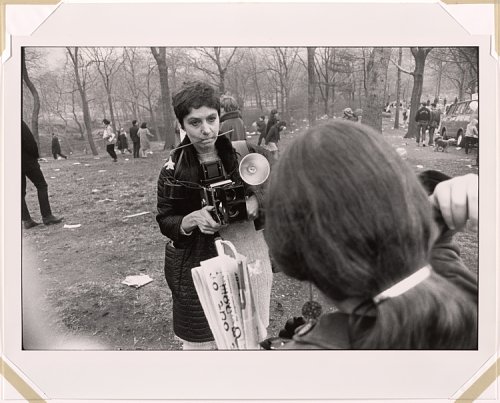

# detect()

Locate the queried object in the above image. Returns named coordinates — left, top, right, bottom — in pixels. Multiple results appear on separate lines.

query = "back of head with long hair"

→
left=265, top=120, right=477, bottom=349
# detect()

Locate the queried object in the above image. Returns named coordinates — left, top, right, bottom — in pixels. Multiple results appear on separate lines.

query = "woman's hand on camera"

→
left=429, top=173, right=478, bottom=232
left=181, top=206, right=222, bottom=235
left=246, top=195, right=259, bottom=221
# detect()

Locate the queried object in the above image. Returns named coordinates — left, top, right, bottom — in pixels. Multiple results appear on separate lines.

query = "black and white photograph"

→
left=21, top=45, right=479, bottom=351
left=2, top=1, right=497, bottom=401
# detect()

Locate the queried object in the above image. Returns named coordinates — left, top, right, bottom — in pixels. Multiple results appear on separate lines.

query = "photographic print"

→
left=2, top=1, right=497, bottom=401
left=21, top=45, right=480, bottom=352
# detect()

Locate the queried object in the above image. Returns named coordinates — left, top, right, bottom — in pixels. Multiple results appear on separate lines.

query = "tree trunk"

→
left=307, top=47, right=317, bottom=126
left=405, top=47, right=432, bottom=139
left=67, top=47, right=98, bottom=155
left=362, top=48, right=391, bottom=132
left=394, top=48, right=403, bottom=129
left=106, top=91, right=117, bottom=134
left=151, top=47, right=176, bottom=150
left=21, top=48, right=41, bottom=152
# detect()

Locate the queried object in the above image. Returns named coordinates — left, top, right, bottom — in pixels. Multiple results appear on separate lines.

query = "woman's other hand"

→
left=181, top=206, right=222, bottom=234
left=429, top=173, right=478, bottom=232
left=246, top=195, right=259, bottom=221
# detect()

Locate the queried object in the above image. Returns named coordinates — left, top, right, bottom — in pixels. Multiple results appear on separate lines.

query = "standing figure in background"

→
left=415, top=103, right=430, bottom=147
left=117, top=128, right=131, bottom=154
left=102, top=119, right=117, bottom=162
left=265, top=120, right=286, bottom=161
left=464, top=118, right=478, bottom=156
left=51, top=133, right=67, bottom=160
left=402, top=106, right=408, bottom=127
left=428, top=103, right=441, bottom=147
left=220, top=95, right=246, bottom=141
left=256, top=115, right=267, bottom=145
left=264, top=109, right=279, bottom=143
left=22, top=121, right=63, bottom=229
left=129, top=120, right=140, bottom=158
left=138, top=122, right=154, bottom=158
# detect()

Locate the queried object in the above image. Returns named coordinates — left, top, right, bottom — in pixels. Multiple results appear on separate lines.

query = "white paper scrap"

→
left=73, top=162, right=81, bottom=165
left=122, top=274, right=153, bottom=288
left=98, top=170, right=107, bottom=173
left=64, top=224, right=81, bottom=229
left=123, top=211, right=150, bottom=219
left=54, top=169, right=60, bottom=171
left=416, top=165, right=424, bottom=169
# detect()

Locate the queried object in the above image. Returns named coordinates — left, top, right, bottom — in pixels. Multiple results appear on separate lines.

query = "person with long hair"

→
left=264, top=120, right=477, bottom=349
left=138, top=122, right=154, bottom=158
left=156, top=81, right=271, bottom=350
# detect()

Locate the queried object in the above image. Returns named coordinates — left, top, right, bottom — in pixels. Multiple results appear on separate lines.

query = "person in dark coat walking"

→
left=256, top=115, right=266, bottom=144
left=260, top=109, right=279, bottom=146
left=51, top=133, right=67, bottom=160
left=415, top=102, right=431, bottom=147
left=129, top=120, right=140, bottom=158
left=265, top=121, right=286, bottom=161
left=22, top=121, right=63, bottom=229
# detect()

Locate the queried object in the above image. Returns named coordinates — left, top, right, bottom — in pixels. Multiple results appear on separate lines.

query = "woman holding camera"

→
left=156, top=81, right=270, bottom=350
left=264, top=120, right=477, bottom=349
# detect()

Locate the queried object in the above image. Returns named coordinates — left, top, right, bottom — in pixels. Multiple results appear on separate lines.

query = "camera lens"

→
left=228, top=207, right=240, bottom=219
left=224, top=189, right=236, bottom=201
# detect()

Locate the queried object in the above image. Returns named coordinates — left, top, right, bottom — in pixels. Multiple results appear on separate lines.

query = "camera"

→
left=200, top=160, right=247, bottom=225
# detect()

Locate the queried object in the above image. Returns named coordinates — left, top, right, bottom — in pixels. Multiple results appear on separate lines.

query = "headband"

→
left=373, top=265, right=432, bottom=305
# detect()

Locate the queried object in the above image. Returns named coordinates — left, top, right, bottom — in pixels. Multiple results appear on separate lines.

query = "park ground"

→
left=21, top=117, right=479, bottom=350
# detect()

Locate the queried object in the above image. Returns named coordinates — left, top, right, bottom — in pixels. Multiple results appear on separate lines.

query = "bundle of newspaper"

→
left=192, top=239, right=272, bottom=349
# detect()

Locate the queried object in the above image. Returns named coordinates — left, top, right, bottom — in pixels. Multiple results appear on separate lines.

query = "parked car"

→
left=440, top=99, right=478, bottom=147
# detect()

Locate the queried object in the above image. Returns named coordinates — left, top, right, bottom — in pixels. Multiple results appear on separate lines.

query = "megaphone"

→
left=239, top=153, right=270, bottom=186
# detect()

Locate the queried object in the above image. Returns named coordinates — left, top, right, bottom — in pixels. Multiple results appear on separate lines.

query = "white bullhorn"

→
left=239, top=153, right=270, bottom=186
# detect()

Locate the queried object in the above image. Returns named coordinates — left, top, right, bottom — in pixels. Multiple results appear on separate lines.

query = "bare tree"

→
left=87, top=48, right=124, bottom=134
left=362, top=47, right=392, bottom=132
left=151, top=47, right=176, bottom=149
left=394, top=48, right=403, bottom=129
left=21, top=48, right=41, bottom=149
left=307, top=47, right=317, bottom=126
left=191, top=47, right=240, bottom=93
left=67, top=47, right=98, bottom=155
left=263, top=48, right=301, bottom=121
left=391, top=47, right=433, bottom=138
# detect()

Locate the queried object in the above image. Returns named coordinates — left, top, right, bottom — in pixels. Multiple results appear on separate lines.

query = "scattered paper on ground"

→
left=84, top=164, right=90, bottom=166
left=73, top=162, right=81, bottom=165
left=64, top=224, right=82, bottom=229
left=97, top=198, right=117, bottom=203
left=416, top=165, right=424, bottom=169
left=98, top=170, right=107, bottom=173
left=50, top=176, right=56, bottom=179
left=54, top=169, right=60, bottom=171
left=76, top=178, right=85, bottom=181
left=91, top=189, right=100, bottom=193
left=123, top=211, right=150, bottom=219
left=122, top=274, right=153, bottom=288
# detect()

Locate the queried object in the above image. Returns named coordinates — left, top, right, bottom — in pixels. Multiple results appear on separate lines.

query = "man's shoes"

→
left=23, top=220, right=40, bottom=229
left=42, top=215, right=63, bottom=225
left=113, top=159, right=118, bottom=162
